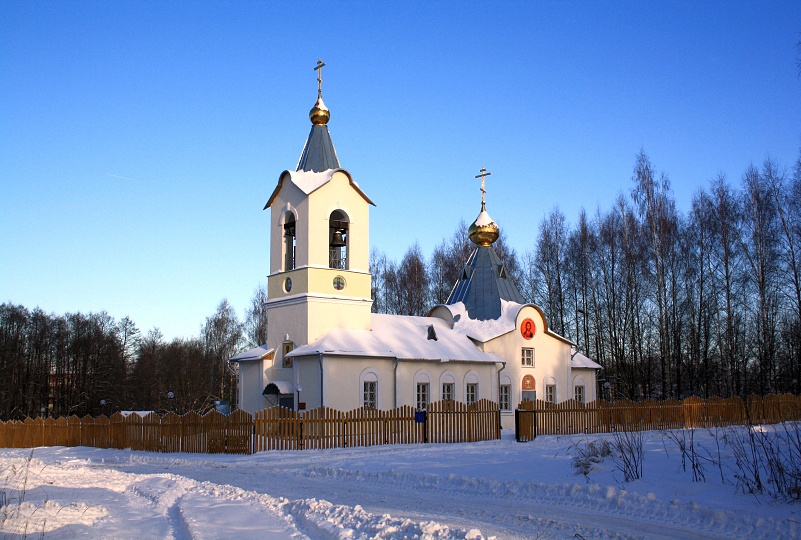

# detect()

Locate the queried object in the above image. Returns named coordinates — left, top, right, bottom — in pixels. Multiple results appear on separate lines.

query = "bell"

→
left=330, top=229, right=346, bottom=247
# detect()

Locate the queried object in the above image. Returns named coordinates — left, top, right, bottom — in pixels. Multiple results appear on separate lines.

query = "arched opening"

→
left=329, top=210, right=349, bottom=269
left=284, top=212, right=296, bottom=271
left=465, top=371, right=479, bottom=404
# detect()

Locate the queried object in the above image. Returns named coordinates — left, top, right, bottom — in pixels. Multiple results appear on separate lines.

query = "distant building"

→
left=230, top=64, right=600, bottom=428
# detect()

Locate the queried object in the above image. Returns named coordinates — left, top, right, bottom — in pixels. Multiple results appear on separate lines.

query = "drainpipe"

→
left=317, top=353, right=324, bottom=408
left=497, top=361, right=506, bottom=404
left=393, top=358, right=399, bottom=408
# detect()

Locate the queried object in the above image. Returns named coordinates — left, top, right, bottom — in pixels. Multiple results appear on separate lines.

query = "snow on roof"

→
left=287, top=169, right=336, bottom=195
left=264, top=168, right=375, bottom=209
left=442, top=300, right=576, bottom=346
left=288, top=313, right=502, bottom=363
left=447, top=300, right=520, bottom=342
left=229, top=345, right=274, bottom=363
left=571, top=352, right=603, bottom=370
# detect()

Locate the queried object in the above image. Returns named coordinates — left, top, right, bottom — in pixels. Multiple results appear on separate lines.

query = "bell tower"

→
left=262, top=61, right=375, bottom=359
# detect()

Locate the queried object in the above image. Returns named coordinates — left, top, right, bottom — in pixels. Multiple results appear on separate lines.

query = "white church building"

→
left=231, top=64, right=601, bottom=429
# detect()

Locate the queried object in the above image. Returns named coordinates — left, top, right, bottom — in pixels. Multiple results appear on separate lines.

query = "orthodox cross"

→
left=314, top=59, right=326, bottom=99
left=475, top=167, right=492, bottom=208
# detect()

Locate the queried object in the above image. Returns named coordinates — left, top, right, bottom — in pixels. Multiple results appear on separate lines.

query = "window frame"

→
left=545, top=384, right=556, bottom=403
left=466, top=383, right=478, bottom=405
left=499, top=384, right=511, bottom=410
left=521, top=347, right=534, bottom=368
left=416, top=382, right=430, bottom=410
left=574, top=385, right=585, bottom=404
left=363, top=380, right=377, bottom=409
left=441, top=382, right=454, bottom=401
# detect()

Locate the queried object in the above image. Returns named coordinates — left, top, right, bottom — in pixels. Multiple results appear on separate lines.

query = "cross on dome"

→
left=309, top=59, right=331, bottom=126
left=475, top=167, right=492, bottom=210
left=314, top=59, right=326, bottom=99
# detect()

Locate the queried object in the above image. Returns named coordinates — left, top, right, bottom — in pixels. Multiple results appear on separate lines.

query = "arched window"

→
left=465, top=371, right=479, bottom=405
left=499, top=374, right=512, bottom=411
left=414, top=370, right=431, bottom=410
left=360, top=369, right=378, bottom=409
left=329, top=210, right=349, bottom=270
left=284, top=212, right=296, bottom=271
left=439, top=371, right=456, bottom=402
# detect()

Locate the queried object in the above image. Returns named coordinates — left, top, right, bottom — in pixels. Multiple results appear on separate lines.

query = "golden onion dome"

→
left=468, top=204, right=500, bottom=246
left=309, top=96, right=330, bottom=125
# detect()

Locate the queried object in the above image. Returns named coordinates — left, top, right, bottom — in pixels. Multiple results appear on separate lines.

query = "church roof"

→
left=446, top=245, right=526, bottom=320
left=435, top=300, right=575, bottom=345
left=296, top=124, right=340, bottom=172
left=571, top=352, right=603, bottom=370
left=287, top=313, right=502, bottom=364
left=229, top=345, right=274, bottom=362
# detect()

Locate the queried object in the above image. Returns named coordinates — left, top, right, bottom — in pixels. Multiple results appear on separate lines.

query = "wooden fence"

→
left=4, top=395, right=795, bottom=452
left=519, top=394, right=801, bottom=437
left=0, top=410, right=254, bottom=454
left=254, top=399, right=500, bottom=451
left=0, top=400, right=500, bottom=453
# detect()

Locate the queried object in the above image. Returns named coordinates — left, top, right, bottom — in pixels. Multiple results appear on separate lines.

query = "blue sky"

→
left=2, top=1, right=800, bottom=340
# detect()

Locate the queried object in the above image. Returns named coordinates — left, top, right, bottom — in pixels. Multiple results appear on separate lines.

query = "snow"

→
left=447, top=300, right=518, bottom=342
left=571, top=352, right=603, bottom=370
left=230, top=345, right=274, bottom=363
left=287, top=169, right=336, bottom=196
left=2, top=426, right=799, bottom=539
left=473, top=210, right=496, bottom=227
left=289, top=313, right=502, bottom=363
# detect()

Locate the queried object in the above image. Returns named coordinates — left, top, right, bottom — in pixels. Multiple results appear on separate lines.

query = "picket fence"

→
left=253, top=399, right=500, bottom=451
left=0, top=399, right=500, bottom=454
left=518, top=394, right=801, bottom=439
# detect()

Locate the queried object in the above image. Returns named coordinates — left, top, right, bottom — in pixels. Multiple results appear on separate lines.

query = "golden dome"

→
left=468, top=204, right=499, bottom=246
left=309, top=96, right=330, bottom=125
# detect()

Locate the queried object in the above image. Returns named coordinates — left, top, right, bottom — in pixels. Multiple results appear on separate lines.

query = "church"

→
left=230, top=62, right=601, bottom=429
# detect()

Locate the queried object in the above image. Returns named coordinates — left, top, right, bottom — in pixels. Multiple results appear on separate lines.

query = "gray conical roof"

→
left=296, top=125, right=340, bottom=172
left=446, top=246, right=525, bottom=320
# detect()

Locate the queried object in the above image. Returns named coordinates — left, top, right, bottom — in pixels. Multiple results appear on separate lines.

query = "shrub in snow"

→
left=611, top=429, right=644, bottom=482
left=728, top=422, right=801, bottom=501
left=662, top=428, right=707, bottom=482
left=571, top=439, right=612, bottom=478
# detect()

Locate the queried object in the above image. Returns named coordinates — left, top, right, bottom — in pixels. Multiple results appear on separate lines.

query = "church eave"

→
left=264, top=168, right=376, bottom=210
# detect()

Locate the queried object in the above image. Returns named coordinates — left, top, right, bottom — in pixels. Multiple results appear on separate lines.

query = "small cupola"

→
left=297, top=59, right=340, bottom=173
left=468, top=167, right=500, bottom=246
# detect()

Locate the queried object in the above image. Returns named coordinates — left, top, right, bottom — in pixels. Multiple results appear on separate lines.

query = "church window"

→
left=466, top=383, right=478, bottom=405
left=284, top=212, right=296, bottom=271
left=522, top=348, right=534, bottom=367
left=284, top=277, right=292, bottom=293
left=329, top=210, right=349, bottom=270
left=333, top=275, right=346, bottom=290
left=574, top=385, right=585, bottom=403
left=442, top=382, right=454, bottom=401
left=363, top=381, right=377, bottom=409
left=545, top=384, right=556, bottom=403
left=416, top=383, right=429, bottom=410
left=499, top=384, right=511, bottom=410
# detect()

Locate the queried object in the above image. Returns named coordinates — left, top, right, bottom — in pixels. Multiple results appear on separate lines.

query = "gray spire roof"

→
left=446, top=246, right=525, bottom=320
left=296, top=125, right=340, bottom=172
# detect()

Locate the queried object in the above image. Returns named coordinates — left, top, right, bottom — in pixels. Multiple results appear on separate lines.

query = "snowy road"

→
left=2, top=428, right=799, bottom=539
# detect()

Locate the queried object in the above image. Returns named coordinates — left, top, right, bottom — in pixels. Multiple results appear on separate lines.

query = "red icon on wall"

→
left=522, top=375, right=535, bottom=390
left=521, top=318, right=536, bottom=340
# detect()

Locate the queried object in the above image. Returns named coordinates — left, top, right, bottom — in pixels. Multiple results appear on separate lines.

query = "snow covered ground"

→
left=1, top=426, right=800, bottom=539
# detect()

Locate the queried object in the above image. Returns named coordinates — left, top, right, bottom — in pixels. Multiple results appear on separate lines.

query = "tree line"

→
left=0, top=294, right=268, bottom=419
left=2, top=148, right=799, bottom=418
left=371, top=150, right=801, bottom=401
